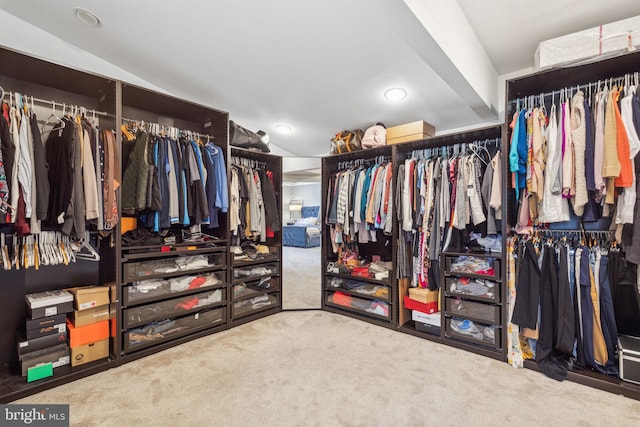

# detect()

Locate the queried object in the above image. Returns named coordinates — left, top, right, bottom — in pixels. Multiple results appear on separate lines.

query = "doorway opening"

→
left=281, top=164, right=322, bottom=310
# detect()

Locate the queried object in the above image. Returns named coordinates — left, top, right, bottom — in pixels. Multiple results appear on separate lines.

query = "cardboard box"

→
left=412, top=310, right=442, bottom=327
left=20, top=345, right=70, bottom=376
left=109, top=283, right=117, bottom=303
left=409, top=287, right=439, bottom=304
left=71, top=339, right=109, bottom=367
left=67, top=286, right=110, bottom=311
left=25, top=314, right=67, bottom=340
left=535, top=16, right=640, bottom=70
left=17, top=329, right=67, bottom=359
left=404, top=295, right=438, bottom=314
left=386, top=120, right=435, bottom=144
left=18, top=343, right=67, bottom=362
left=66, top=319, right=109, bottom=348
left=25, top=290, right=74, bottom=319
left=70, top=305, right=110, bottom=327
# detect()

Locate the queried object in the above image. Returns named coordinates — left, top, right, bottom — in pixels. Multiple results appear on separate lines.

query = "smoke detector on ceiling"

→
left=74, top=7, right=101, bottom=28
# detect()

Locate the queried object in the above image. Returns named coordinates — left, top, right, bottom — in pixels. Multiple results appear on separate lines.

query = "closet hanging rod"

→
left=122, top=117, right=213, bottom=141
left=2, top=92, right=109, bottom=117
left=513, top=70, right=640, bottom=106
left=230, top=156, right=267, bottom=168
left=335, top=155, right=390, bottom=171
left=407, top=138, right=500, bottom=159
left=534, top=229, right=615, bottom=235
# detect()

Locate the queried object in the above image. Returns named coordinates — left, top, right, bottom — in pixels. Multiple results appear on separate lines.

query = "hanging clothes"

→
left=536, top=244, right=573, bottom=381
left=509, top=232, right=622, bottom=380
left=396, top=142, right=501, bottom=290
left=326, top=159, right=393, bottom=251
left=121, top=130, right=150, bottom=213
left=229, top=158, right=278, bottom=245
left=571, top=91, right=588, bottom=216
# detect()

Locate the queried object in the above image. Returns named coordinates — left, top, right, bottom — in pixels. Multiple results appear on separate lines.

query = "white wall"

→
left=283, top=157, right=321, bottom=173
left=281, top=183, right=322, bottom=222
left=498, top=66, right=535, bottom=118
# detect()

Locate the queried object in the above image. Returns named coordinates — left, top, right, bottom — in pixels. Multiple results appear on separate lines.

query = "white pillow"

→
left=296, top=217, right=317, bottom=226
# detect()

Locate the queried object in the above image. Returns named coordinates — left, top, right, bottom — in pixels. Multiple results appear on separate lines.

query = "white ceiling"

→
left=458, top=0, right=640, bottom=74
left=1, top=1, right=639, bottom=157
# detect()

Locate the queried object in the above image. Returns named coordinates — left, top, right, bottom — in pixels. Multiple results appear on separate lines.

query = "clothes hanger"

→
left=12, top=234, right=20, bottom=270
left=36, top=234, right=48, bottom=267
left=53, top=232, right=63, bottom=265
left=72, top=231, right=101, bottom=262
left=121, top=123, right=136, bottom=141
left=0, top=233, right=10, bottom=270
left=41, top=100, right=67, bottom=135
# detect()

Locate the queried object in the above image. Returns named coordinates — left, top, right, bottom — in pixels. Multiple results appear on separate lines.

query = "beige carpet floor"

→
left=282, top=246, right=321, bottom=309
left=13, top=310, right=640, bottom=426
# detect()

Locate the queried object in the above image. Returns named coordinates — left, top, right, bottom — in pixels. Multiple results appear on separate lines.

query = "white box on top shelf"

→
left=534, top=15, right=640, bottom=70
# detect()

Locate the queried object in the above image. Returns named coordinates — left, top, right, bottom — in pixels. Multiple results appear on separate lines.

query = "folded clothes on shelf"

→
left=174, top=290, right=222, bottom=310
left=132, top=280, right=165, bottom=293
left=449, top=256, right=495, bottom=276
left=469, top=233, right=502, bottom=253
left=448, top=277, right=495, bottom=298
left=450, top=318, right=496, bottom=342
left=234, top=266, right=273, bottom=278
left=175, top=255, right=210, bottom=271
left=328, top=278, right=388, bottom=299
left=233, top=294, right=275, bottom=310
left=129, top=273, right=221, bottom=298
left=133, top=255, right=216, bottom=276
left=330, top=291, right=389, bottom=317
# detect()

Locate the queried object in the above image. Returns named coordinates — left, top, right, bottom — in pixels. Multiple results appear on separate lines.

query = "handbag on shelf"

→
left=229, top=120, right=270, bottom=153
left=361, top=123, right=386, bottom=149
left=330, top=129, right=363, bottom=155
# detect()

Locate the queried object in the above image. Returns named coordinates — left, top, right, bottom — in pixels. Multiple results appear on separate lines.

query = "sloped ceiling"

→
left=1, top=1, right=639, bottom=157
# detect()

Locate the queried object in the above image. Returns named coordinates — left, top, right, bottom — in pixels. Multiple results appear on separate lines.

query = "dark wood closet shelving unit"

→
left=392, top=125, right=507, bottom=361
left=0, top=47, right=237, bottom=400
left=321, top=145, right=397, bottom=327
left=0, top=47, right=118, bottom=402
left=228, top=147, right=283, bottom=327
left=505, top=50, right=640, bottom=401
left=118, top=83, right=230, bottom=363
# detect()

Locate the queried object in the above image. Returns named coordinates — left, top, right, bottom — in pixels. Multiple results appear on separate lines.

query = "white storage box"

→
left=535, top=15, right=640, bottom=70
left=25, top=290, right=74, bottom=319
left=412, top=310, right=441, bottom=327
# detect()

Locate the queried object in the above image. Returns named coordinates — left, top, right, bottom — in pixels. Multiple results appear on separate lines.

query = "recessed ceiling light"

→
left=74, top=7, right=101, bottom=28
left=275, top=123, right=292, bottom=134
left=384, top=88, right=407, bottom=101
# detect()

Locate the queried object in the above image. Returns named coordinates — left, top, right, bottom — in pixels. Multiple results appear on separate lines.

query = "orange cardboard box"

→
left=66, top=319, right=109, bottom=348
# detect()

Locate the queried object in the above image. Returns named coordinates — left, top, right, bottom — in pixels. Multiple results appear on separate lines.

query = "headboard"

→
left=301, top=206, right=320, bottom=218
